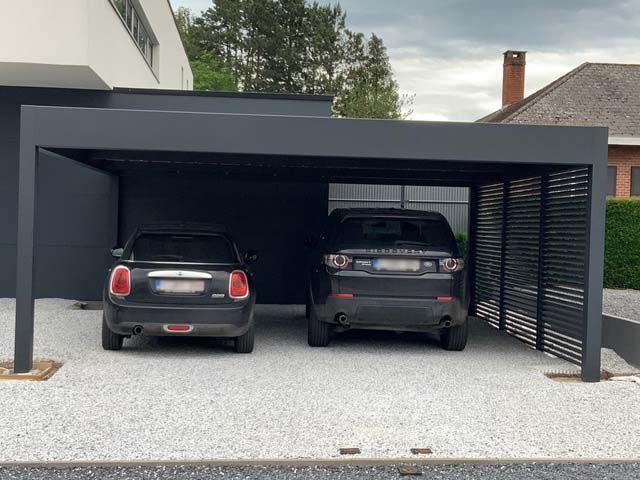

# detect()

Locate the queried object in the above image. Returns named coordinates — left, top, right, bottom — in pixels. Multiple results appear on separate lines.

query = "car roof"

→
left=137, top=223, right=229, bottom=235
left=329, top=208, right=447, bottom=221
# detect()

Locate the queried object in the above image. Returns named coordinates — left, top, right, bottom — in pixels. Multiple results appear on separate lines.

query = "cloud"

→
left=170, top=0, right=640, bottom=121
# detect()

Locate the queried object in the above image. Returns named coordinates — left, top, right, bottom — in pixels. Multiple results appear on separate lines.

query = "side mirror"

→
left=304, top=234, right=318, bottom=249
left=244, top=250, right=259, bottom=263
left=111, top=247, right=124, bottom=259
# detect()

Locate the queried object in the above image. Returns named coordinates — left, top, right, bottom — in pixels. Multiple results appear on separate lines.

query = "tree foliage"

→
left=175, top=6, right=238, bottom=91
left=176, top=1, right=412, bottom=119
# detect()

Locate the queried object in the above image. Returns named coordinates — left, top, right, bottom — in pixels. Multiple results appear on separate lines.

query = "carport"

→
left=13, top=105, right=608, bottom=381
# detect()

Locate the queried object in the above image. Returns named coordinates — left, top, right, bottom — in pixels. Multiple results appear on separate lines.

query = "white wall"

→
left=0, top=0, right=192, bottom=90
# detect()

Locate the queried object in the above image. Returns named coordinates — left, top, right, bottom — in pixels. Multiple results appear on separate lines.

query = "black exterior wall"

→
left=0, top=86, right=332, bottom=300
left=118, top=174, right=328, bottom=304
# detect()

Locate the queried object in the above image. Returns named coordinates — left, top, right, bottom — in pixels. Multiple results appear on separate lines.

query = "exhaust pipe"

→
left=335, top=313, right=348, bottom=325
left=444, top=320, right=452, bottom=328
left=132, top=325, right=144, bottom=335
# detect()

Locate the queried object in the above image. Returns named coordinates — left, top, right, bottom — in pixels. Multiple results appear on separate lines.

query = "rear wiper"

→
left=394, top=241, right=430, bottom=247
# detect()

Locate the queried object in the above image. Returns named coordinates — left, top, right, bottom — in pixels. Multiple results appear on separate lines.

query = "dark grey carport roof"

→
left=29, top=105, right=606, bottom=165
left=14, top=104, right=609, bottom=383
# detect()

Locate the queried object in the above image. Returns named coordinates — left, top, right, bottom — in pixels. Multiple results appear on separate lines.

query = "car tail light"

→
left=439, top=258, right=464, bottom=273
left=437, top=296, right=454, bottom=301
left=229, top=270, right=249, bottom=298
left=324, top=254, right=352, bottom=270
left=110, top=266, right=130, bottom=296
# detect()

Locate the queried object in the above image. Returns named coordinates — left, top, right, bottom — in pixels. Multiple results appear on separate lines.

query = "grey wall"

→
left=602, top=314, right=640, bottom=368
left=0, top=86, right=333, bottom=300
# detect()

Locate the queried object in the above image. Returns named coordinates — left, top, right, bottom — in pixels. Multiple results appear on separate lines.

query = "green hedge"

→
left=455, top=232, right=468, bottom=259
left=604, top=197, right=640, bottom=290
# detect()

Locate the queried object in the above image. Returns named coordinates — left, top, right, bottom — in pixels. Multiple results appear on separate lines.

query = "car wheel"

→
left=101, top=314, right=124, bottom=351
left=234, top=324, right=255, bottom=353
left=307, top=307, right=330, bottom=347
left=440, top=317, right=469, bottom=351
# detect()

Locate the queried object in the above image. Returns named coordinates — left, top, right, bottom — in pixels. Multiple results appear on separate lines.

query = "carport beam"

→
left=14, top=111, right=38, bottom=374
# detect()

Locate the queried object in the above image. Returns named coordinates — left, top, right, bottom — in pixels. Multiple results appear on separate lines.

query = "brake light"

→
left=166, top=324, right=192, bottom=332
left=330, top=293, right=354, bottom=298
left=437, top=296, right=454, bottom=301
left=439, top=258, right=464, bottom=273
left=324, top=254, right=352, bottom=270
left=110, top=266, right=130, bottom=296
left=229, top=270, right=249, bottom=298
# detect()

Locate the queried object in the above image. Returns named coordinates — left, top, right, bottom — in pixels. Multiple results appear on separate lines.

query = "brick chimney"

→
left=502, top=50, right=526, bottom=107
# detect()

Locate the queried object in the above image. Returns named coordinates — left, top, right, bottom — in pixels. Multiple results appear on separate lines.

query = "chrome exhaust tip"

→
left=132, top=325, right=144, bottom=335
left=335, top=313, right=348, bottom=325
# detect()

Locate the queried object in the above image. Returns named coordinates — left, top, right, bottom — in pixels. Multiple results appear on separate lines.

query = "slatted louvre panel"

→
left=502, top=177, right=542, bottom=346
left=474, top=183, right=504, bottom=328
left=473, top=168, right=590, bottom=366
left=539, top=168, right=589, bottom=364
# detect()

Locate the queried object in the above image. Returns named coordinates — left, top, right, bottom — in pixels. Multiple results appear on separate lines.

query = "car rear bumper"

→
left=103, top=298, right=254, bottom=337
left=314, top=295, right=467, bottom=332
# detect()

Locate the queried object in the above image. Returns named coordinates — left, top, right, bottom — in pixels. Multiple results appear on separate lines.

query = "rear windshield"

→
left=332, top=217, right=456, bottom=251
left=129, top=233, right=236, bottom=263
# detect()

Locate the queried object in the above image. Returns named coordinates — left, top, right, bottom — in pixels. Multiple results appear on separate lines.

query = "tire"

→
left=440, top=318, right=469, bottom=351
left=101, top=314, right=124, bottom=351
left=307, top=307, right=330, bottom=347
left=305, top=290, right=311, bottom=319
left=234, top=324, right=255, bottom=353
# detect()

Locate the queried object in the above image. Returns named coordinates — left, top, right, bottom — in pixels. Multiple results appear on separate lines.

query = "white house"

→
left=0, top=0, right=192, bottom=90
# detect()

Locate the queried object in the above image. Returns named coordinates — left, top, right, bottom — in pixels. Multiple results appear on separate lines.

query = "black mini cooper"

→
left=306, top=209, right=469, bottom=350
left=102, top=223, right=257, bottom=353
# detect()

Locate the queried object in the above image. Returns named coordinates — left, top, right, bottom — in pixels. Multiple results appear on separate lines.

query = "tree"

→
left=191, top=53, right=238, bottom=91
left=175, top=1, right=413, bottom=118
left=174, top=7, right=201, bottom=60
left=175, top=6, right=238, bottom=91
left=334, top=34, right=413, bottom=119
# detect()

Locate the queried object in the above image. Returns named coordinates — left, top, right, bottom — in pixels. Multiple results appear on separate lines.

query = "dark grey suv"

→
left=306, top=209, right=469, bottom=350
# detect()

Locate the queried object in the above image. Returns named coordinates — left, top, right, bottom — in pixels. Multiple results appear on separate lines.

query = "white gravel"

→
left=603, top=288, right=640, bottom=320
left=1, top=298, right=639, bottom=462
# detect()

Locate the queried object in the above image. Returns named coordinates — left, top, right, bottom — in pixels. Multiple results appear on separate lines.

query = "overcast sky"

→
left=169, top=0, right=640, bottom=121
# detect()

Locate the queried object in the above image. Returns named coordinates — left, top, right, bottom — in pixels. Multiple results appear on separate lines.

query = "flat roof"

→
left=113, top=87, right=335, bottom=102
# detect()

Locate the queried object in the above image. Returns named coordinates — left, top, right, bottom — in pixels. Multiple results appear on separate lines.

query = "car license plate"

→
left=372, top=258, right=421, bottom=272
left=154, top=279, right=205, bottom=294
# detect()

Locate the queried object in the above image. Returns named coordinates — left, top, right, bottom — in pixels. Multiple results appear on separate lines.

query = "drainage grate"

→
left=410, top=448, right=432, bottom=455
left=398, top=466, right=422, bottom=476
left=338, top=448, right=361, bottom=455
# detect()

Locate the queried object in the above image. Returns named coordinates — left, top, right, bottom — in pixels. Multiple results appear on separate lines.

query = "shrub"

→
left=604, top=197, right=640, bottom=290
left=455, top=232, right=468, bottom=259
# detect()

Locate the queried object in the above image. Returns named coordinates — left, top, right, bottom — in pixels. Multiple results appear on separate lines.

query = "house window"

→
left=110, top=0, right=155, bottom=67
left=632, top=167, right=640, bottom=196
left=607, top=166, right=617, bottom=196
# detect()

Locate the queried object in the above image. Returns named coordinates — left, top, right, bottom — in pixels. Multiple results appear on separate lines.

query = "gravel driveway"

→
left=0, top=299, right=639, bottom=462
left=603, top=289, right=640, bottom=320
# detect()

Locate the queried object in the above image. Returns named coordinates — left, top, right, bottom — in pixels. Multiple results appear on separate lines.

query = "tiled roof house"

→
left=479, top=51, right=640, bottom=196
